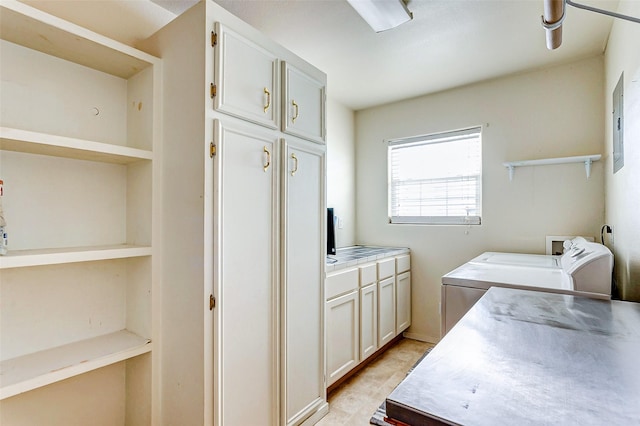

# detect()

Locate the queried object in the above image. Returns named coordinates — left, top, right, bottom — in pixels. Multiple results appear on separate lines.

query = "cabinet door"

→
left=215, top=120, right=279, bottom=426
left=215, top=23, right=278, bottom=129
left=396, top=271, right=411, bottom=333
left=282, top=137, right=326, bottom=425
left=360, top=283, right=378, bottom=361
left=282, top=62, right=325, bottom=143
left=378, top=276, right=396, bottom=346
left=326, top=291, right=359, bottom=386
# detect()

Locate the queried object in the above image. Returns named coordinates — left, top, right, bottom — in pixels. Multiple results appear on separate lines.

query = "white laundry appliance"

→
left=441, top=237, right=613, bottom=335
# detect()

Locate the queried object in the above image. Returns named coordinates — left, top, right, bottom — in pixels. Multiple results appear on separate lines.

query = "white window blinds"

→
left=388, top=127, right=482, bottom=225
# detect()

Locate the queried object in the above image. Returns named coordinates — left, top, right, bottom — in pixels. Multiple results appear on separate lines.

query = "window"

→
left=388, top=127, right=482, bottom=225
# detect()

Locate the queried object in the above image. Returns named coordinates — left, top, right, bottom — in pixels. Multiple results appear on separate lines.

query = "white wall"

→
left=604, top=1, right=640, bottom=302
left=326, top=98, right=356, bottom=248
left=355, top=57, right=606, bottom=342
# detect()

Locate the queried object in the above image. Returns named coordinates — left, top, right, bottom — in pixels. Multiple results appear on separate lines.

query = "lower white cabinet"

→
left=326, top=290, right=359, bottom=386
left=378, top=276, right=396, bottom=347
left=325, top=251, right=411, bottom=389
left=396, top=271, right=411, bottom=333
left=360, top=283, right=378, bottom=360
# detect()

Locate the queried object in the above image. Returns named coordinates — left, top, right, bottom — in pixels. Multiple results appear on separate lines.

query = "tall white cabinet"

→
left=282, top=138, right=326, bottom=425
left=0, top=1, right=160, bottom=425
left=139, top=1, right=327, bottom=425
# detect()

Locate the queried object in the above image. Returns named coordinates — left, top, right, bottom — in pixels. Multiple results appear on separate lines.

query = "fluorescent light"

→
left=346, top=0, right=413, bottom=32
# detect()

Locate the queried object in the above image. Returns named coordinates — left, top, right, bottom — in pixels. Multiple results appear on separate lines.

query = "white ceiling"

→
left=32, top=0, right=617, bottom=111
left=198, top=0, right=617, bottom=110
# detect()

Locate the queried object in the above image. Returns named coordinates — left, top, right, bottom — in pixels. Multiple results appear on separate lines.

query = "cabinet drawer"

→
left=326, top=267, right=358, bottom=300
left=377, top=258, right=395, bottom=280
left=359, top=263, right=377, bottom=286
left=396, top=254, right=410, bottom=274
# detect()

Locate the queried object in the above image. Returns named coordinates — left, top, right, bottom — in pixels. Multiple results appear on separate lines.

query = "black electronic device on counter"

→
left=327, top=208, right=336, bottom=255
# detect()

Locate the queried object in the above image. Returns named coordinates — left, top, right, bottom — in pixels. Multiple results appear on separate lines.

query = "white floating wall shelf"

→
left=503, top=154, right=601, bottom=181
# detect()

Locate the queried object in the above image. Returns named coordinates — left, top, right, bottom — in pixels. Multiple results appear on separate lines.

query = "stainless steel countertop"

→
left=325, top=245, right=409, bottom=272
left=386, top=287, right=640, bottom=425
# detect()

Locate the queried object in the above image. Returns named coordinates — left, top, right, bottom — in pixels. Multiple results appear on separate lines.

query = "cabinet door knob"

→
left=291, top=100, right=299, bottom=123
left=291, top=153, right=298, bottom=176
left=263, top=146, right=271, bottom=172
left=263, top=87, right=271, bottom=113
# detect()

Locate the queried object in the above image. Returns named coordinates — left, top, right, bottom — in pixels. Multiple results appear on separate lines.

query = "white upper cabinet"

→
left=282, top=62, right=326, bottom=144
left=214, top=23, right=279, bottom=129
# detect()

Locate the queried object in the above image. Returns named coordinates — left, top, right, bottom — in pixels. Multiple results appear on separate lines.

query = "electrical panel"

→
left=613, top=73, right=624, bottom=173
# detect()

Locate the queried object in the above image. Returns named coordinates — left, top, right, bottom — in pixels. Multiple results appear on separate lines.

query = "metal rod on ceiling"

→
left=566, top=0, right=640, bottom=24
left=542, top=0, right=564, bottom=50
left=542, top=0, right=640, bottom=50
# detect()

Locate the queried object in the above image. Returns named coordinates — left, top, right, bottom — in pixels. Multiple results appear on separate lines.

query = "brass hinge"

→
left=210, top=83, right=217, bottom=98
left=210, top=294, right=216, bottom=310
left=210, top=142, right=216, bottom=158
left=211, top=31, right=217, bottom=47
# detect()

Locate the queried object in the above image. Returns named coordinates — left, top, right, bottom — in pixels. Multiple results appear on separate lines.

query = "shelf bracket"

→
left=507, top=165, right=515, bottom=181
left=584, top=158, right=593, bottom=179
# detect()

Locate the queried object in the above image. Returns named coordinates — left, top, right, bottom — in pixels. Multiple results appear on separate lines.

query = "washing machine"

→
left=441, top=237, right=613, bottom=336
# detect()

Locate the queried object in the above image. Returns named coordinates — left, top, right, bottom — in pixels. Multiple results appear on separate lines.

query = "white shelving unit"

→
left=0, top=1, right=160, bottom=424
left=503, top=154, right=602, bottom=181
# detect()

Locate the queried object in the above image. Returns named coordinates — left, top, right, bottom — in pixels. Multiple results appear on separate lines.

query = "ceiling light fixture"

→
left=542, top=0, right=640, bottom=50
left=346, top=0, right=413, bottom=33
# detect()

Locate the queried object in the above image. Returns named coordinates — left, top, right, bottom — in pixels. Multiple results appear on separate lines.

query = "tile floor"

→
left=316, top=338, right=434, bottom=426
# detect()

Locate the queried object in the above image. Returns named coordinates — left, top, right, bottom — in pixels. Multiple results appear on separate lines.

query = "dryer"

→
left=441, top=237, right=613, bottom=336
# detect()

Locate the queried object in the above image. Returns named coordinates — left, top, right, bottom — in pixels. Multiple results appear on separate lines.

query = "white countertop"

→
left=325, top=245, right=409, bottom=272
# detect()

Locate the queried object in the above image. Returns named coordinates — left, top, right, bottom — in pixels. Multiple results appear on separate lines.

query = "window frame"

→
left=387, top=126, right=483, bottom=226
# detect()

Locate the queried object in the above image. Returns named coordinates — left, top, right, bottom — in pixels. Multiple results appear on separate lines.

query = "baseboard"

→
left=299, top=401, right=329, bottom=426
left=402, top=331, right=440, bottom=345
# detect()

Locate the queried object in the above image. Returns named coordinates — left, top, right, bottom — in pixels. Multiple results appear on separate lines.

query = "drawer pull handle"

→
left=291, top=153, right=298, bottom=176
left=291, top=100, right=299, bottom=123
left=264, top=87, right=271, bottom=113
left=263, top=146, right=271, bottom=172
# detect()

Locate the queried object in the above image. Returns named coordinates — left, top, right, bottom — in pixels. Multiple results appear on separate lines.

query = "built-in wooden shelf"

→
left=0, top=0, right=155, bottom=79
left=0, top=245, right=152, bottom=269
left=0, top=330, right=151, bottom=400
left=0, top=127, right=152, bottom=164
left=503, top=154, right=602, bottom=181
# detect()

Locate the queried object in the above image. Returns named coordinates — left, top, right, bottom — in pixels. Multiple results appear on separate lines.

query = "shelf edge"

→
left=502, top=154, right=602, bottom=168
left=0, top=245, right=152, bottom=269
left=0, top=127, right=153, bottom=164
left=0, top=331, right=152, bottom=400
